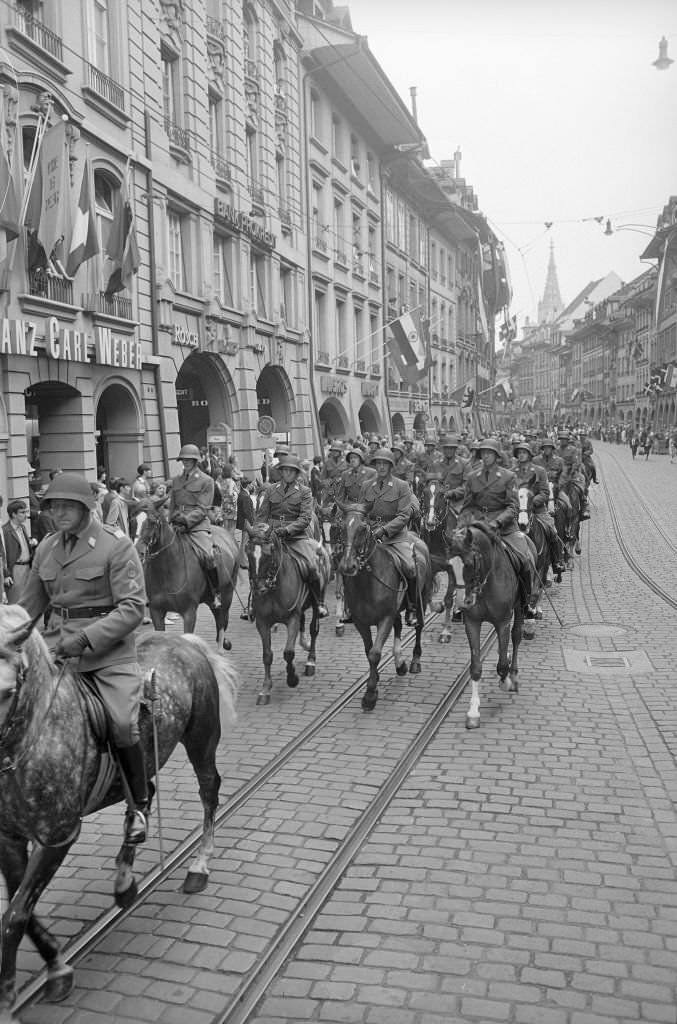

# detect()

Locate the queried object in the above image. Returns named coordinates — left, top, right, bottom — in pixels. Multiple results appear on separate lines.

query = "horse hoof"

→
left=256, top=693, right=271, bottom=706
left=183, top=871, right=208, bottom=894
left=523, top=629, right=534, bottom=641
left=396, top=662, right=408, bottom=676
left=465, top=714, right=480, bottom=730
left=222, top=638, right=232, bottom=651
left=535, top=609, right=543, bottom=620
left=575, top=543, right=581, bottom=554
left=43, top=963, right=74, bottom=1003
left=304, top=663, right=316, bottom=676
left=335, top=624, right=345, bottom=637
left=114, top=878, right=138, bottom=910
left=438, top=633, right=451, bottom=644
left=361, top=692, right=377, bottom=711
left=287, top=675, right=299, bottom=689
left=409, top=661, right=421, bottom=675
left=555, top=574, right=562, bottom=584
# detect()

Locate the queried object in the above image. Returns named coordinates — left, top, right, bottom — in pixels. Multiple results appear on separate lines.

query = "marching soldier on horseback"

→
left=390, top=440, right=415, bottom=485
left=336, top=448, right=376, bottom=504
left=359, top=449, right=427, bottom=626
left=513, top=441, right=566, bottom=578
left=557, top=431, right=590, bottom=519
left=321, top=441, right=346, bottom=486
left=19, top=473, right=149, bottom=845
left=439, top=434, right=470, bottom=502
left=459, top=438, right=538, bottom=616
left=256, top=454, right=329, bottom=617
left=167, top=443, right=224, bottom=607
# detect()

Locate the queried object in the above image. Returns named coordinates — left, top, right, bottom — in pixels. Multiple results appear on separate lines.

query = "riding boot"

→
left=206, top=567, right=222, bottom=608
left=116, top=742, right=149, bottom=845
left=240, top=588, right=254, bottom=621
left=550, top=535, right=566, bottom=575
left=405, top=578, right=419, bottom=626
left=579, top=489, right=591, bottom=520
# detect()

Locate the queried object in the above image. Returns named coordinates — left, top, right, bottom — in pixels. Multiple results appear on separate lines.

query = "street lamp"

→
left=653, top=36, right=673, bottom=70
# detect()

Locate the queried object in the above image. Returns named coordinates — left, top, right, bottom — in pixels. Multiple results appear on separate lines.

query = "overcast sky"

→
left=350, top=0, right=677, bottom=328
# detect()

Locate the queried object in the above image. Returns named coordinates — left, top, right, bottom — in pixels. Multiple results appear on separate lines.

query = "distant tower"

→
left=537, top=240, right=563, bottom=322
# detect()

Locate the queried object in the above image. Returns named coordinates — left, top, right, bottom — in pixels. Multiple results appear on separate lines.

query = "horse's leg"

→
left=0, top=840, right=74, bottom=1013
left=353, top=621, right=378, bottom=711
left=181, top=680, right=223, bottom=894
left=256, top=619, right=274, bottom=706
left=149, top=606, right=165, bottom=631
left=335, top=572, right=345, bottom=637
left=284, top=615, right=300, bottom=689
left=304, top=604, right=319, bottom=677
left=363, top=617, right=393, bottom=711
left=299, top=608, right=311, bottom=652
left=113, top=841, right=139, bottom=909
left=464, top=616, right=483, bottom=729
left=507, top=608, right=522, bottom=694
left=496, top=616, right=515, bottom=692
left=392, top=613, right=408, bottom=676
left=438, top=570, right=455, bottom=644
left=182, top=605, right=198, bottom=635
left=410, top=596, right=424, bottom=675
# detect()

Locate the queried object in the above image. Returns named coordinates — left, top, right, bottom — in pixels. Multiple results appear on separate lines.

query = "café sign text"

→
left=0, top=317, right=142, bottom=369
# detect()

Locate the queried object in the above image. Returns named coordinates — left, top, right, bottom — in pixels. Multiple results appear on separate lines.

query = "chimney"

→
left=454, top=147, right=462, bottom=178
left=409, top=86, right=418, bottom=122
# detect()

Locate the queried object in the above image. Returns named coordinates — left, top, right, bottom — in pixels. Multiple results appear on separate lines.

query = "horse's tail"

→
left=181, top=634, right=239, bottom=728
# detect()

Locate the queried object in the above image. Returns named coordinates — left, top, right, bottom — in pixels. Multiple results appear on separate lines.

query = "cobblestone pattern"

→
left=14, top=443, right=677, bottom=1023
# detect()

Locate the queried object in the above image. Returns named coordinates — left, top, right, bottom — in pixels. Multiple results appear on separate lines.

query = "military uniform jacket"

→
left=336, top=465, right=376, bottom=504
left=359, top=475, right=412, bottom=539
left=321, top=457, right=346, bottom=483
left=20, top=518, right=146, bottom=671
left=461, top=464, right=519, bottom=534
left=441, top=455, right=470, bottom=494
left=168, top=467, right=214, bottom=531
left=514, top=462, right=549, bottom=508
left=257, top=480, right=313, bottom=538
left=392, top=456, right=415, bottom=484
left=534, top=452, right=564, bottom=486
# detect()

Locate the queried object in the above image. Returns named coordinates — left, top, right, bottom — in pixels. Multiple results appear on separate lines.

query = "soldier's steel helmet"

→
left=370, top=448, right=396, bottom=466
left=43, top=472, right=97, bottom=510
left=513, top=442, right=533, bottom=457
left=277, top=454, right=302, bottom=472
left=478, top=438, right=502, bottom=456
left=541, top=438, right=556, bottom=448
left=178, top=443, right=201, bottom=460
left=440, top=434, right=460, bottom=448
left=347, top=448, right=366, bottom=462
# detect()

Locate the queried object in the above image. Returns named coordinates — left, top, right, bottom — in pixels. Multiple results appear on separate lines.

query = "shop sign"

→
left=214, top=199, right=277, bottom=250
left=320, top=375, right=347, bottom=395
left=361, top=381, right=378, bottom=397
left=389, top=397, right=409, bottom=413
left=0, top=316, right=142, bottom=369
left=173, top=324, right=199, bottom=348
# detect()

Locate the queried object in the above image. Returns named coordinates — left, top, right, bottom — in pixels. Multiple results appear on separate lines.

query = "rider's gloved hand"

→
left=55, top=631, right=90, bottom=660
left=274, top=525, right=289, bottom=538
left=372, top=527, right=385, bottom=541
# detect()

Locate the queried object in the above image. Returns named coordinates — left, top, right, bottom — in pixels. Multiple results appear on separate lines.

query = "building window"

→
left=353, top=304, right=362, bottom=357
left=370, top=312, right=379, bottom=366
left=213, top=234, right=234, bottom=306
left=331, top=114, right=342, bottom=163
left=280, top=263, right=293, bottom=324
left=209, top=92, right=223, bottom=160
left=162, top=46, right=180, bottom=125
left=250, top=249, right=267, bottom=317
left=397, top=200, right=406, bottom=250
left=366, top=151, right=376, bottom=192
left=385, top=190, right=395, bottom=243
left=350, top=134, right=360, bottom=178
left=168, top=210, right=186, bottom=291
left=309, top=89, right=320, bottom=140
left=314, top=289, right=326, bottom=353
left=333, top=197, right=344, bottom=261
left=88, top=0, right=111, bottom=74
left=243, top=3, right=257, bottom=63
left=335, top=297, right=346, bottom=356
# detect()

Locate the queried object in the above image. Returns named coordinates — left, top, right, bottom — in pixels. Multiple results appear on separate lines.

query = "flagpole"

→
left=10, top=100, right=52, bottom=276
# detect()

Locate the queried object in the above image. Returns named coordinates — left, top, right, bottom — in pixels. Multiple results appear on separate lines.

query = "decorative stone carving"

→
left=159, top=0, right=185, bottom=36
left=207, top=37, right=226, bottom=89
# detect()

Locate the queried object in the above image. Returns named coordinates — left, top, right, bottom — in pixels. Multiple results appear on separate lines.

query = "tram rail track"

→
left=14, top=612, right=497, bottom=1021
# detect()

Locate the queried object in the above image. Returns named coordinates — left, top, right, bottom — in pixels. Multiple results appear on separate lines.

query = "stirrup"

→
left=124, top=808, right=147, bottom=845
left=317, top=603, right=329, bottom=618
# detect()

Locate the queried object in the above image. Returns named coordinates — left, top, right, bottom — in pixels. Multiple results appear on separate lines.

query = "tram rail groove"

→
left=212, top=630, right=497, bottom=1024
left=600, top=446, right=677, bottom=559
left=15, top=610, right=486, bottom=1016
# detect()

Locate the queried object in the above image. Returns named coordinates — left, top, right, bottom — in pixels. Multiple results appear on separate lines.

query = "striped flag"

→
left=104, top=164, right=139, bottom=296
left=66, top=157, right=99, bottom=276
left=387, top=308, right=431, bottom=385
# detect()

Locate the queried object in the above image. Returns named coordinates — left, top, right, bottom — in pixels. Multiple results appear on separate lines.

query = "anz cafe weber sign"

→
left=0, top=316, right=142, bottom=369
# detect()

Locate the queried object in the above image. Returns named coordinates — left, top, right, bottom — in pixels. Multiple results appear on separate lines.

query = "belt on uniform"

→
left=14, top=561, right=30, bottom=566
left=51, top=605, right=115, bottom=620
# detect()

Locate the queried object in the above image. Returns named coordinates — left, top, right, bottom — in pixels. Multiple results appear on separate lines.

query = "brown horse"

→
left=449, top=523, right=524, bottom=729
left=0, top=604, right=238, bottom=1019
left=339, top=506, right=432, bottom=711
left=140, top=509, right=239, bottom=649
left=419, top=477, right=462, bottom=643
left=517, top=485, right=552, bottom=628
left=245, top=522, right=331, bottom=705
left=316, top=479, right=349, bottom=636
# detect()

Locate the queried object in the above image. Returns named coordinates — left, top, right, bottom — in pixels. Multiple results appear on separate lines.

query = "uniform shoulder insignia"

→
left=88, top=536, right=97, bottom=547
left=114, top=529, right=125, bottom=539
left=102, top=524, right=125, bottom=540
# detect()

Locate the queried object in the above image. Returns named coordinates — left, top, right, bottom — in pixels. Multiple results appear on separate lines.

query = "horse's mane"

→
left=0, top=604, right=56, bottom=680
left=341, top=502, right=368, bottom=516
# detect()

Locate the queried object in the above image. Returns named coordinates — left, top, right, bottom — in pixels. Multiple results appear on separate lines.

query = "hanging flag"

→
left=104, top=165, right=140, bottom=296
left=387, top=308, right=430, bottom=385
left=448, top=380, right=475, bottom=407
left=0, top=112, right=20, bottom=245
left=494, top=377, right=513, bottom=403
left=25, top=121, right=71, bottom=261
left=66, top=157, right=99, bottom=276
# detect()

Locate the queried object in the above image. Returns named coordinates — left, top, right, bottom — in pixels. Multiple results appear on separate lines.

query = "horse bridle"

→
left=249, top=528, right=284, bottom=591
left=463, top=529, right=495, bottom=604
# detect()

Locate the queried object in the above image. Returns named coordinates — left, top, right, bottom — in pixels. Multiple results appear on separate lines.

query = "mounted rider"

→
left=321, top=442, right=346, bottom=487
left=439, top=434, right=470, bottom=502
left=358, top=449, right=428, bottom=626
left=167, top=443, right=224, bottom=608
left=390, top=440, right=415, bottom=486
left=459, top=438, right=537, bottom=615
left=256, top=454, right=329, bottom=616
left=335, top=448, right=376, bottom=504
left=513, top=440, right=566, bottom=577
left=533, top=437, right=571, bottom=515
left=557, top=431, right=590, bottom=519
left=19, top=473, right=149, bottom=845
left=581, top=434, right=598, bottom=486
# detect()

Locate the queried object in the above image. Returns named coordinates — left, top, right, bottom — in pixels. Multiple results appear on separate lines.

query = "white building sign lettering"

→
left=0, top=317, right=142, bottom=369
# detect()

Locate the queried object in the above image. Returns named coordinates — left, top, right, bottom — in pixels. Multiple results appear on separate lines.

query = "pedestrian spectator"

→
left=105, top=478, right=132, bottom=534
left=228, top=454, right=242, bottom=483
left=630, top=434, right=639, bottom=460
left=3, top=500, right=36, bottom=603
left=90, top=482, right=107, bottom=522
left=219, top=465, right=238, bottom=534
left=236, top=476, right=255, bottom=569
left=645, top=432, right=654, bottom=460
left=131, top=464, right=152, bottom=540
left=670, top=432, right=677, bottom=464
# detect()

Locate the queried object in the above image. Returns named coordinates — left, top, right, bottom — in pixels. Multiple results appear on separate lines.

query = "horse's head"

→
left=518, top=486, right=533, bottom=531
left=338, top=504, right=371, bottom=576
left=421, top=478, right=446, bottom=532
left=138, top=506, right=172, bottom=555
left=245, top=522, right=282, bottom=592
left=449, top=525, right=494, bottom=604
left=0, top=607, right=47, bottom=730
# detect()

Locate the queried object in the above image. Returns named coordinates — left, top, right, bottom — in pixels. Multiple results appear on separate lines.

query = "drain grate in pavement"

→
left=563, top=648, right=654, bottom=675
left=585, top=654, right=629, bottom=669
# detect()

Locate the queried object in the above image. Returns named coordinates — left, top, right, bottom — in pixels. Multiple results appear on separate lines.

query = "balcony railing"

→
left=337, top=354, right=350, bottom=370
left=83, top=291, right=133, bottom=319
left=85, top=62, right=125, bottom=112
left=29, top=270, right=73, bottom=305
left=211, top=153, right=231, bottom=182
left=313, top=236, right=328, bottom=253
left=165, top=117, right=190, bottom=152
left=316, top=350, right=331, bottom=366
left=354, top=359, right=366, bottom=373
left=371, top=362, right=381, bottom=377
left=15, top=7, right=63, bottom=61
left=334, top=249, right=349, bottom=268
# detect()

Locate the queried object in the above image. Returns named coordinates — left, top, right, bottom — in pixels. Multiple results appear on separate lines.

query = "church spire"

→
left=537, top=240, right=563, bottom=323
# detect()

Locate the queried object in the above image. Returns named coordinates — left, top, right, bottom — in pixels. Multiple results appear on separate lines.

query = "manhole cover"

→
left=567, top=623, right=628, bottom=638
left=563, top=648, right=653, bottom=675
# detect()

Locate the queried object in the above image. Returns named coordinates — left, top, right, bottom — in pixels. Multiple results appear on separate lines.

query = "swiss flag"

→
left=66, top=157, right=99, bottom=276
